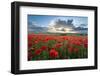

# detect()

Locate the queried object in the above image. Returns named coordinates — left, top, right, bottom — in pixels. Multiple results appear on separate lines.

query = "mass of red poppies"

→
left=28, top=33, right=88, bottom=61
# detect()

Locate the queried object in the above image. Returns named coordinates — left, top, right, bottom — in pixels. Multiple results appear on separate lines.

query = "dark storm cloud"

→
left=51, top=19, right=75, bottom=28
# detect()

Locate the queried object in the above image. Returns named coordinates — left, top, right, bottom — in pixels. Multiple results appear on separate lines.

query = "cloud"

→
left=48, top=18, right=74, bottom=28
left=47, top=18, right=77, bottom=33
left=28, top=21, right=37, bottom=28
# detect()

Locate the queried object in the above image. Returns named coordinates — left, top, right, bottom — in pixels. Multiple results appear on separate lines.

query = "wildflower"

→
left=49, top=49, right=58, bottom=58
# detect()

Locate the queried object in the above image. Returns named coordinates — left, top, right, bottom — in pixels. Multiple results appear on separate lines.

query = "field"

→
left=28, top=33, right=88, bottom=61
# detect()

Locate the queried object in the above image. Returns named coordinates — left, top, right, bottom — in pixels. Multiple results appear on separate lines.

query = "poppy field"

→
left=28, top=33, right=88, bottom=61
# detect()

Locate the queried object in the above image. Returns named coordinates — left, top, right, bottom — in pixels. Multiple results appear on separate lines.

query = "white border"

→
left=20, top=6, right=95, bottom=70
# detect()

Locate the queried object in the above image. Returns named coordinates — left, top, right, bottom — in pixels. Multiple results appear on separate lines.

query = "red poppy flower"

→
left=55, top=43, right=62, bottom=48
left=40, top=46, right=47, bottom=50
left=76, top=41, right=81, bottom=46
left=44, top=37, right=52, bottom=42
left=34, top=49, right=42, bottom=55
left=49, top=49, right=58, bottom=58
left=28, top=42, right=33, bottom=48
left=62, top=36, right=68, bottom=40
left=28, top=34, right=34, bottom=41
left=72, top=41, right=81, bottom=46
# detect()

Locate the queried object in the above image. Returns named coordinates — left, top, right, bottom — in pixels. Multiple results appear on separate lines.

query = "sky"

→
left=28, top=15, right=88, bottom=28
